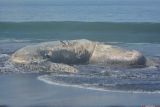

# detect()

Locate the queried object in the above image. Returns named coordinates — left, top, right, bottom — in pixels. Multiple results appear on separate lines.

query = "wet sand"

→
left=0, top=74, right=160, bottom=107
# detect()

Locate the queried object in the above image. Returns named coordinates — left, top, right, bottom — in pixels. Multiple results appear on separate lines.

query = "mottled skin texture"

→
left=11, top=39, right=146, bottom=73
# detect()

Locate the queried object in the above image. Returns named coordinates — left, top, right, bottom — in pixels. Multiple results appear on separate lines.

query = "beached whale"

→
left=11, top=39, right=146, bottom=73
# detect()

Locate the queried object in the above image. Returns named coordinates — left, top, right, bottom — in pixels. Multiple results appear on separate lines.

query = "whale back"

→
left=47, top=39, right=96, bottom=64
left=11, top=39, right=96, bottom=64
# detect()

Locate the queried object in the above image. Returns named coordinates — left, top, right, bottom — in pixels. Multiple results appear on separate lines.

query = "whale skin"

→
left=11, top=39, right=146, bottom=73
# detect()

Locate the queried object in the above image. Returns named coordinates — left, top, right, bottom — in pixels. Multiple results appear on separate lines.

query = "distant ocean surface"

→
left=0, top=0, right=160, bottom=43
left=0, top=0, right=160, bottom=22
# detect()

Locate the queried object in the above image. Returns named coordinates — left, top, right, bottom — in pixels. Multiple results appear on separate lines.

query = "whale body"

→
left=11, top=39, right=146, bottom=73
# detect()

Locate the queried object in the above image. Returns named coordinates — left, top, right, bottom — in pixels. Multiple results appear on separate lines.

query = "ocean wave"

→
left=1, top=21, right=160, bottom=32
left=37, top=63, right=160, bottom=94
left=0, top=21, right=160, bottom=43
left=105, top=42, right=160, bottom=45
left=0, top=39, right=32, bottom=43
left=38, top=74, right=160, bottom=94
left=0, top=38, right=58, bottom=43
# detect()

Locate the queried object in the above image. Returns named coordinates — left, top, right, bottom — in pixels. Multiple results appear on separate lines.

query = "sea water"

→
left=0, top=0, right=160, bottom=106
left=0, top=0, right=160, bottom=22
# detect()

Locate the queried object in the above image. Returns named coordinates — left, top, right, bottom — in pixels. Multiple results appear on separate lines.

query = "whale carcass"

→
left=11, top=39, right=146, bottom=73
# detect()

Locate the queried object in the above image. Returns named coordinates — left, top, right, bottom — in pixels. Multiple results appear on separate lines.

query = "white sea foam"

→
left=0, top=38, right=58, bottom=43
left=0, top=54, right=9, bottom=58
left=38, top=75, right=160, bottom=94
left=105, top=42, right=160, bottom=45
left=0, top=39, right=32, bottom=43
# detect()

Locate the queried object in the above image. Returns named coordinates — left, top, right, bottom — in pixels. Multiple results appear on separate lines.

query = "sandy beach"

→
left=0, top=74, right=160, bottom=107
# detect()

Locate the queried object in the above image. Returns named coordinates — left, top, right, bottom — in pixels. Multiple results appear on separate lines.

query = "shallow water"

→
left=1, top=73, right=160, bottom=107
left=0, top=40, right=160, bottom=93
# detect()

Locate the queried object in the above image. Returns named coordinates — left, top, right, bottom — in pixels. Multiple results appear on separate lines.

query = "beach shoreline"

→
left=0, top=73, right=160, bottom=107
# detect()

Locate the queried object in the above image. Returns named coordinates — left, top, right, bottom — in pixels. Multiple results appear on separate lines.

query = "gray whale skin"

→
left=11, top=39, right=146, bottom=73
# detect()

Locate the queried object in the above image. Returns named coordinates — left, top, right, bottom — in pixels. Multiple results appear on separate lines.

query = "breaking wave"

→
left=0, top=21, right=160, bottom=43
left=38, top=64, right=160, bottom=93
